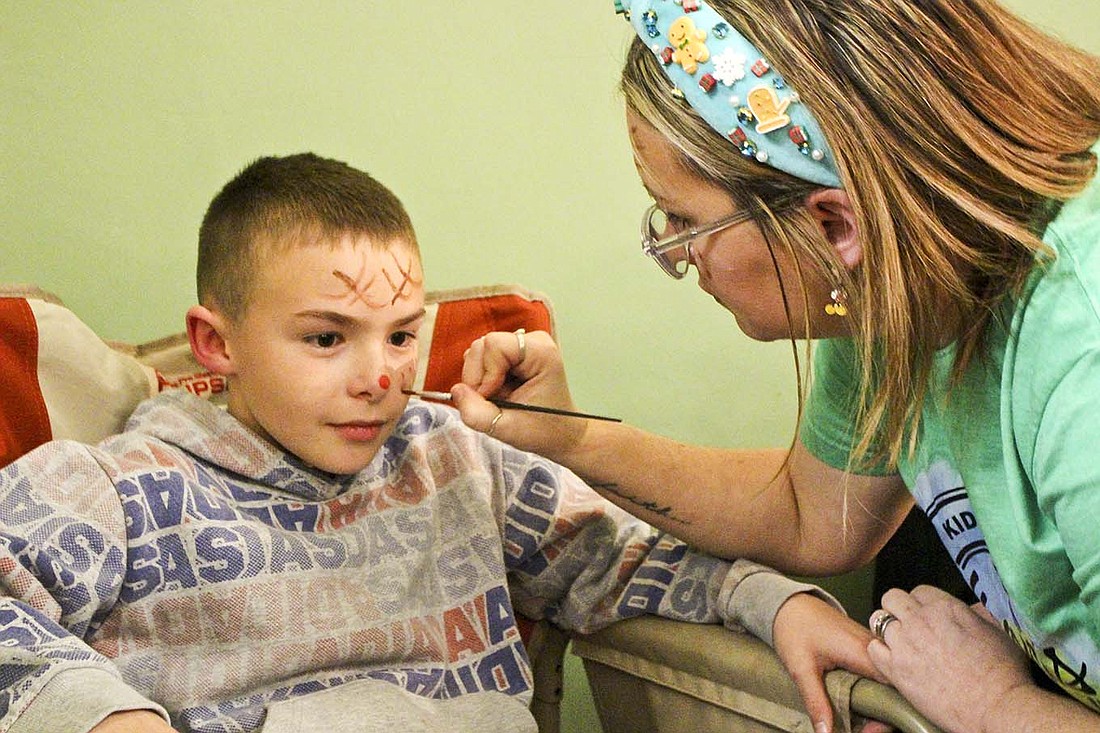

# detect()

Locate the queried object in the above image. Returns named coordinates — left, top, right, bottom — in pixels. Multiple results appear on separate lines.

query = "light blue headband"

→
left=616, top=0, right=842, bottom=188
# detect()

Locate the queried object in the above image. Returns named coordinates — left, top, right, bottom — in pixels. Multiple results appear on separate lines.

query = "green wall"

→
left=2, top=3, right=1096, bottom=732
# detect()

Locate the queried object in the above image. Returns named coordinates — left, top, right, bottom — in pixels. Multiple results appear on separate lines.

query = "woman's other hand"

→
left=865, top=585, right=1093, bottom=733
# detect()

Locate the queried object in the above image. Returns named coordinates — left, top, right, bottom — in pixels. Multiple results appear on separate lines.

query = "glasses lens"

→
left=642, top=207, right=689, bottom=279
left=647, top=207, right=671, bottom=241
left=661, top=247, right=691, bottom=278
left=641, top=207, right=686, bottom=279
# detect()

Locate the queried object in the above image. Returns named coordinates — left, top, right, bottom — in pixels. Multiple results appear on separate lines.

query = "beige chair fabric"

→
left=572, top=616, right=942, bottom=733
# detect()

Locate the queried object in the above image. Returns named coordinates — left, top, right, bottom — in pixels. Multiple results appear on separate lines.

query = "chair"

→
left=572, top=618, right=941, bottom=733
left=0, top=283, right=940, bottom=733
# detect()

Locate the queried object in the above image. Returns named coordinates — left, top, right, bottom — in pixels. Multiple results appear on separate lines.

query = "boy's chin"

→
left=303, top=449, right=382, bottom=477
left=284, top=440, right=386, bottom=477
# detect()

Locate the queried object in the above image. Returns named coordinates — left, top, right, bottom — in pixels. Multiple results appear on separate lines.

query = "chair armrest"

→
left=525, top=619, right=570, bottom=733
left=571, top=616, right=942, bottom=733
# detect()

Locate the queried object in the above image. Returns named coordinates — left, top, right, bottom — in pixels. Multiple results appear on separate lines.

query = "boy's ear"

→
left=805, top=188, right=862, bottom=270
left=186, top=305, right=235, bottom=376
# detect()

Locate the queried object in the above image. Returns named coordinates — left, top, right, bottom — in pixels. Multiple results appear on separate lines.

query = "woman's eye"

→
left=667, top=213, right=690, bottom=232
left=308, top=332, right=342, bottom=348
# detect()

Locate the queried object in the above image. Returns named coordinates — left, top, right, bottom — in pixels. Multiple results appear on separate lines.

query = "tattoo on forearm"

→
left=590, top=483, right=692, bottom=526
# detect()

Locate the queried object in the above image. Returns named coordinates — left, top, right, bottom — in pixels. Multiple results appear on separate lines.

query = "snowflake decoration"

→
left=711, top=48, right=748, bottom=86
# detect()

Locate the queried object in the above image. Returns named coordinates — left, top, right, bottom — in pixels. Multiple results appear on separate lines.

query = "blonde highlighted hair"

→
left=623, top=0, right=1100, bottom=467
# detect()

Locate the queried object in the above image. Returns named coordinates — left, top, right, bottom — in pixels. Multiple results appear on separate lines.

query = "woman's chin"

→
left=731, top=311, right=788, bottom=342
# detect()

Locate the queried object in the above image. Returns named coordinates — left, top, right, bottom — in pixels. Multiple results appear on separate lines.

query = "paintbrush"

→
left=402, top=389, right=622, bottom=423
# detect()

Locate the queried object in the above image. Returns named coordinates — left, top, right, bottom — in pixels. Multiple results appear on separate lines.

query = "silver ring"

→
left=487, top=409, right=504, bottom=436
left=869, top=608, right=899, bottom=641
left=515, top=328, right=526, bottom=364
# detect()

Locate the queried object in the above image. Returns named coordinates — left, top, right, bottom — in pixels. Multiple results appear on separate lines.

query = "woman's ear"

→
left=186, top=305, right=235, bottom=376
left=805, top=188, right=862, bottom=269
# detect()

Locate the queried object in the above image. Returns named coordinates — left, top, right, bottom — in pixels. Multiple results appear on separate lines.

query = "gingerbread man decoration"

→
left=668, top=16, right=710, bottom=75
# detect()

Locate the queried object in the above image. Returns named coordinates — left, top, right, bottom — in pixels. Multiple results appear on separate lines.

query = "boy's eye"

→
left=309, top=332, right=342, bottom=348
left=389, top=331, right=416, bottom=348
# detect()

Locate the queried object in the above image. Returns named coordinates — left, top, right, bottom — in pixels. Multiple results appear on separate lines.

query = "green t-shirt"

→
left=802, top=173, right=1100, bottom=710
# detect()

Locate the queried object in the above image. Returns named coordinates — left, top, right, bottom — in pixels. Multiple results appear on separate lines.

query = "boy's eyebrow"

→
left=293, top=310, right=358, bottom=326
left=293, top=307, right=427, bottom=328
left=396, top=308, right=428, bottom=326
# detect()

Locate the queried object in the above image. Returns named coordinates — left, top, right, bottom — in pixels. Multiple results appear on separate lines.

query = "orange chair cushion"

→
left=0, top=297, right=51, bottom=466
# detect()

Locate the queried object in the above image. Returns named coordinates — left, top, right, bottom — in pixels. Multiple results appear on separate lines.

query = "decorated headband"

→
left=615, top=0, right=842, bottom=188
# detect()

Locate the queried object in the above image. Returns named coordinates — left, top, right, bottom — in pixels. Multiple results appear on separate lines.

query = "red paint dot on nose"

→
left=378, top=375, right=391, bottom=390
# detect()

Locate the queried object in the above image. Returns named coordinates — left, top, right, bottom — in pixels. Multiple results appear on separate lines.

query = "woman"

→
left=452, top=1, right=1100, bottom=732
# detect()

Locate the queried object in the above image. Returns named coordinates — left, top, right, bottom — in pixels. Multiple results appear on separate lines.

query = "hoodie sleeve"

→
left=0, top=441, right=169, bottom=733
left=495, top=443, right=840, bottom=642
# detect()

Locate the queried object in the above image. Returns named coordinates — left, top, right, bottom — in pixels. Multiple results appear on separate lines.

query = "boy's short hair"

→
left=197, top=152, right=418, bottom=320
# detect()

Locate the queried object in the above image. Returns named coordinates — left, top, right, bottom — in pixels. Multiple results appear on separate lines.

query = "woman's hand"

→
left=773, top=593, right=893, bottom=733
left=867, top=585, right=1038, bottom=733
left=452, top=329, right=587, bottom=460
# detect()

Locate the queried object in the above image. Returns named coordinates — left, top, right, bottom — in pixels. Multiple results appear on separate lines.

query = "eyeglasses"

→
left=640, top=204, right=754, bottom=279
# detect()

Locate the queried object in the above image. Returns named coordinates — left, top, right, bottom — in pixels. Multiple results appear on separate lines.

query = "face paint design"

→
left=395, top=355, right=417, bottom=394
left=378, top=374, right=392, bottom=391
left=331, top=250, right=424, bottom=309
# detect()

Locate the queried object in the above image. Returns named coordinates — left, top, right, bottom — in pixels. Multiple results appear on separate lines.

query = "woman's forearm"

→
left=981, top=683, right=1100, bottom=733
left=560, top=419, right=907, bottom=574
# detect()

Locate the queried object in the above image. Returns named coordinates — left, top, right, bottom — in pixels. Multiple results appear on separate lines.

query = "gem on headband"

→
left=789, top=125, right=826, bottom=161
left=616, top=0, right=842, bottom=188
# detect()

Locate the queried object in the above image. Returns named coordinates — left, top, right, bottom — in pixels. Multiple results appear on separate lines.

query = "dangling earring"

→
left=825, top=286, right=848, bottom=317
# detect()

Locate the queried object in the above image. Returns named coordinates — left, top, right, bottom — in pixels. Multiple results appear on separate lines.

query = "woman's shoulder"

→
left=1021, top=176, right=1100, bottom=320
left=1007, top=179, right=1100, bottom=402
left=1041, top=172, right=1100, bottom=272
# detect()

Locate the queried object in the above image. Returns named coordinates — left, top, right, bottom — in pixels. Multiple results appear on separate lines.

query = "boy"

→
left=0, top=154, right=862, bottom=733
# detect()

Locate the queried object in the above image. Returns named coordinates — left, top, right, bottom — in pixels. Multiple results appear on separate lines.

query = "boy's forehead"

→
left=321, top=235, right=424, bottom=305
left=266, top=231, right=421, bottom=271
left=251, top=231, right=421, bottom=288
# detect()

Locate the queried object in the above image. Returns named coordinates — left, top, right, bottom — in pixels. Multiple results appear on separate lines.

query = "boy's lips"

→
left=331, top=420, right=385, bottom=442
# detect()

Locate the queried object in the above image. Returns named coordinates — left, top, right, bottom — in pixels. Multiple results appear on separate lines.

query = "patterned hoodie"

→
left=0, top=390, right=826, bottom=733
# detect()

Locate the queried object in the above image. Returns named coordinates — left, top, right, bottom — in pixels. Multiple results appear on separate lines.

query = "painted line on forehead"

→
left=332, top=268, right=376, bottom=292
left=332, top=268, right=389, bottom=309
left=331, top=250, right=424, bottom=309
left=385, top=251, right=424, bottom=305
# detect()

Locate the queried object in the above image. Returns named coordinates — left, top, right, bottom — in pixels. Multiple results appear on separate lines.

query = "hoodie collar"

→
left=125, top=389, right=372, bottom=502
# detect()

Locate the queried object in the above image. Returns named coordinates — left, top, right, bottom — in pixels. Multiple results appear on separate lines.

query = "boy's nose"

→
left=351, top=373, right=391, bottom=401
left=349, top=351, right=392, bottom=400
